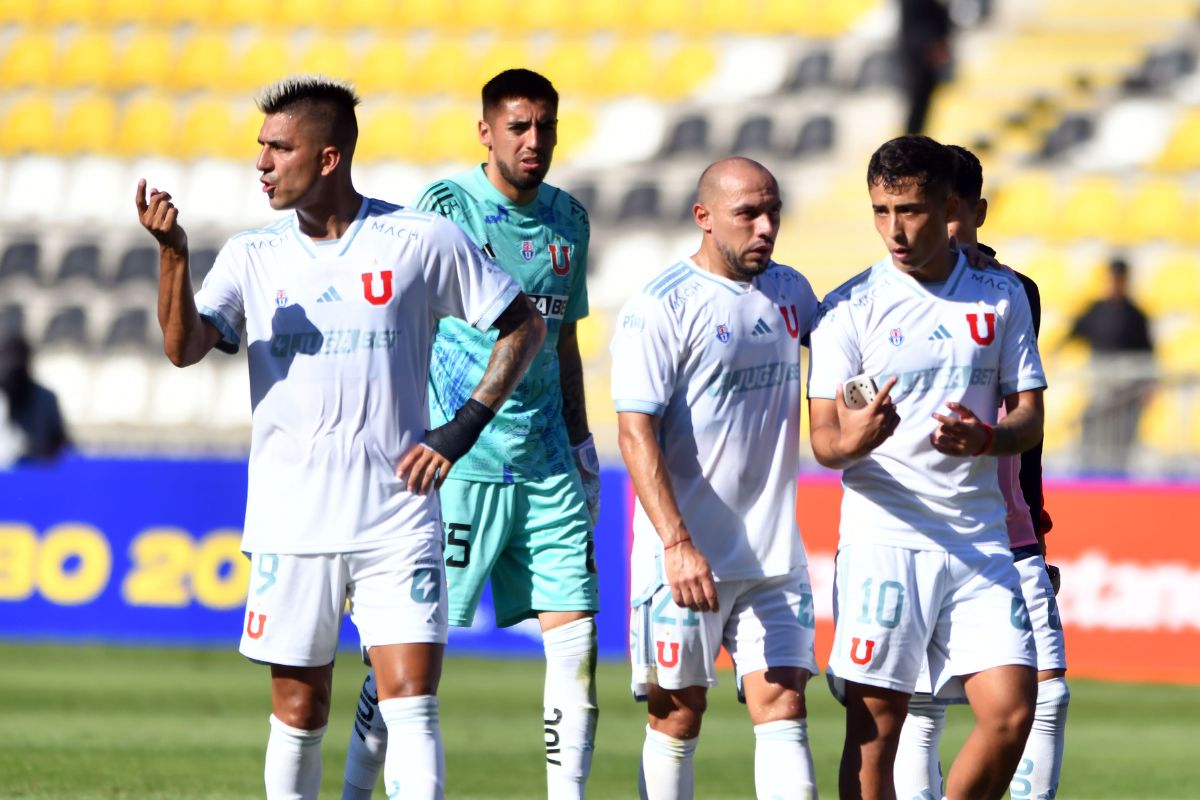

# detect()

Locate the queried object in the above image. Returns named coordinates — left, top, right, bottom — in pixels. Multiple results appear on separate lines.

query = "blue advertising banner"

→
left=0, top=456, right=630, bottom=658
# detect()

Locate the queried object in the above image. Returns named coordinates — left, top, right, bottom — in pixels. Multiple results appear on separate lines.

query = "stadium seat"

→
left=511, top=0, right=576, bottom=34
left=1142, top=251, right=1200, bottom=318
left=87, top=355, right=151, bottom=424
left=179, top=96, right=238, bottom=160
left=425, top=103, right=480, bottom=163
left=564, top=182, right=599, bottom=221
left=573, top=0, right=637, bottom=34
left=697, top=0, right=755, bottom=35
left=114, top=93, right=175, bottom=157
left=171, top=32, right=232, bottom=92
left=296, top=35, right=356, bottom=82
left=114, top=247, right=160, bottom=287
left=656, top=40, right=718, bottom=100
left=539, top=39, right=597, bottom=98
left=732, top=114, right=775, bottom=155
left=63, top=156, right=128, bottom=225
left=854, top=50, right=901, bottom=91
left=409, top=39, right=477, bottom=98
left=1117, top=177, right=1189, bottom=245
left=634, top=0, right=695, bottom=35
left=1054, top=174, right=1121, bottom=243
left=42, top=0, right=102, bottom=25
left=594, top=40, right=656, bottom=98
left=58, top=93, right=118, bottom=155
left=1154, top=108, right=1200, bottom=171
left=190, top=247, right=220, bottom=285
left=0, top=2, right=38, bottom=24
left=1156, top=323, right=1200, bottom=371
left=985, top=172, right=1055, bottom=239
left=354, top=38, right=412, bottom=96
left=616, top=183, right=661, bottom=224
left=0, top=32, right=56, bottom=89
left=98, top=0, right=161, bottom=24
left=103, top=307, right=153, bottom=351
left=277, top=0, right=334, bottom=27
left=448, top=0, right=515, bottom=34
left=214, top=0, right=274, bottom=27
left=329, top=0, right=400, bottom=30
left=791, top=114, right=835, bottom=157
left=0, top=94, right=57, bottom=155
left=231, top=34, right=294, bottom=93
left=394, top=0, right=457, bottom=31
left=0, top=241, right=42, bottom=286
left=475, top=38, right=532, bottom=88
left=41, top=306, right=90, bottom=350
left=0, top=156, right=67, bottom=222
left=662, top=114, right=711, bottom=157
left=112, top=28, right=176, bottom=91
left=784, top=49, right=835, bottom=93
left=55, top=243, right=103, bottom=286
left=355, top=105, right=417, bottom=163
left=0, top=303, right=24, bottom=337
left=157, top=0, right=221, bottom=26
left=54, top=29, right=115, bottom=89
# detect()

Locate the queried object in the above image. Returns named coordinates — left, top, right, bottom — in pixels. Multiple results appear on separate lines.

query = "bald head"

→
left=696, top=157, right=778, bottom=206
left=692, top=158, right=782, bottom=282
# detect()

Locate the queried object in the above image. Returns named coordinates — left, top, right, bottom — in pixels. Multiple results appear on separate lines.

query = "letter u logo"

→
left=778, top=304, right=800, bottom=339
left=548, top=244, right=571, bottom=276
left=849, top=637, right=875, bottom=665
left=361, top=271, right=394, bottom=305
left=966, top=312, right=996, bottom=345
left=656, top=641, right=680, bottom=668
left=245, top=612, right=267, bottom=639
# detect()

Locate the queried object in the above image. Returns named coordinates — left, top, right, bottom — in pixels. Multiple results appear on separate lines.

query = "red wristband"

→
left=974, top=423, right=995, bottom=456
left=663, top=537, right=691, bottom=551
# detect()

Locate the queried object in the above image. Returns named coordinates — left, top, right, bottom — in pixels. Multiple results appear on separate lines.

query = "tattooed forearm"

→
left=557, top=322, right=590, bottom=445
left=472, top=294, right=546, bottom=410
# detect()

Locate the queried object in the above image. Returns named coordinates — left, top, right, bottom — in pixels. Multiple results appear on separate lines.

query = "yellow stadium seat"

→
left=296, top=35, right=356, bottom=82
left=0, top=31, right=56, bottom=89
left=356, top=105, right=417, bottom=162
left=1119, top=178, right=1189, bottom=246
left=158, top=0, right=221, bottom=25
left=593, top=40, right=656, bottom=98
left=512, top=0, right=576, bottom=34
left=0, top=94, right=57, bottom=154
left=278, top=0, right=334, bottom=28
left=655, top=39, right=717, bottom=99
left=475, top=38, right=535, bottom=89
left=330, top=0, right=400, bottom=30
left=111, top=28, right=174, bottom=91
left=42, top=0, right=101, bottom=24
left=985, top=172, right=1055, bottom=239
left=634, top=0, right=696, bottom=35
left=1157, top=323, right=1200, bottom=371
left=172, top=31, right=232, bottom=92
left=448, top=0, right=515, bottom=34
left=214, top=0, right=274, bottom=27
left=425, top=103, right=479, bottom=163
left=55, top=30, right=115, bottom=89
left=574, top=0, right=637, bottom=34
left=1019, top=249, right=1103, bottom=319
left=179, top=95, right=238, bottom=159
left=98, top=0, right=161, bottom=24
left=114, top=93, right=175, bottom=157
left=540, top=38, right=598, bottom=98
left=395, top=0, right=456, bottom=31
left=1154, top=109, right=1200, bottom=172
left=1054, top=174, right=1121, bottom=243
left=0, top=2, right=38, bottom=24
left=1142, top=252, right=1200, bottom=319
left=575, top=309, right=609, bottom=362
left=229, top=33, right=293, bottom=93
left=57, top=93, right=117, bottom=154
left=554, top=105, right=594, bottom=161
left=355, top=38, right=413, bottom=96
left=409, top=39, right=477, bottom=98
left=698, top=0, right=755, bottom=35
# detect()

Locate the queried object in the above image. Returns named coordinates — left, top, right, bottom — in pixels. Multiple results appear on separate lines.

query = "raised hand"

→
left=135, top=179, right=187, bottom=253
left=836, top=375, right=901, bottom=458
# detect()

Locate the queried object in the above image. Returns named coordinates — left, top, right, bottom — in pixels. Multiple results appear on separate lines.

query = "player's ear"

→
left=319, top=145, right=342, bottom=176
left=478, top=118, right=492, bottom=149
left=975, top=198, right=988, bottom=229
left=692, top=202, right=711, bottom=232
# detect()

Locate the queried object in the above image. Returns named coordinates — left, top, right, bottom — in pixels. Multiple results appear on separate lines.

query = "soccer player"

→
left=807, top=134, right=1044, bottom=800
left=134, top=75, right=546, bottom=800
left=341, top=69, right=600, bottom=800
left=611, top=157, right=822, bottom=800
left=892, top=144, right=1068, bottom=800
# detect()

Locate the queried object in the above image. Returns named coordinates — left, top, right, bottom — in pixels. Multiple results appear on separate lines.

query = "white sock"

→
left=1011, top=677, right=1069, bottom=800
left=893, top=694, right=946, bottom=800
left=379, top=695, right=444, bottom=800
left=342, top=670, right=386, bottom=800
left=264, top=714, right=326, bottom=800
left=638, top=724, right=697, bottom=800
left=543, top=617, right=599, bottom=799
left=753, top=719, right=817, bottom=800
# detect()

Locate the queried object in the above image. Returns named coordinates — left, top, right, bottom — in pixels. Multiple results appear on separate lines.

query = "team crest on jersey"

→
left=778, top=304, right=801, bottom=339
left=520, top=240, right=535, bottom=262
left=966, top=312, right=996, bottom=345
left=715, top=323, right=731, bottom=343
left=889, top=328, right=904, bottom=347
left=548, top=243, right=572, bottom=275
left=361, top=271, right=394, bottom=305
left=275, top=289, right=288, bottom=307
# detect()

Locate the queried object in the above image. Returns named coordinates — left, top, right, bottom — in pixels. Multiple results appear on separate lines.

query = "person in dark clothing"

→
left=1067, top=257, right=1155, bottom=471
left=899, top=0, right=953, bottom=134
left=0, top=332, right=68, bottom=467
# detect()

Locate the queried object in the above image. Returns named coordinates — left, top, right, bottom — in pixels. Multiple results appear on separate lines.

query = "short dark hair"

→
left=255, top=74, right=361, bottom=156
left=947, top=144, right=984, bottom=203
left=482, top=69, right=558, bottom=116
left=867, top=135, right=955, bottom=201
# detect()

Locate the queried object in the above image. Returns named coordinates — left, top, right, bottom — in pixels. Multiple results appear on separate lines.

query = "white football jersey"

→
left=611, top=258, right=820, bottom=603
left=808, top=253, right=1046, bottom=552
left=195, top=197, right=520, bottom=554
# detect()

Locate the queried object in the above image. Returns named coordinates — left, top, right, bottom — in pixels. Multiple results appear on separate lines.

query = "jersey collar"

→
left=290, top=195, right=371, bottom=259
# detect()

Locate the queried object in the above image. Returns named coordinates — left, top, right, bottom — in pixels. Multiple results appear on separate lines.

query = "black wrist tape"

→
left=423, top=398, right=495, bottom=462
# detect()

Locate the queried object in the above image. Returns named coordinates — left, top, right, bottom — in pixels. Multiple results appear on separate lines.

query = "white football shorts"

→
left=630, top=570, right=818, bottom=698
left=827, top=542, right=1036, bottom=700
left=239, top=531, right=448, bottom=667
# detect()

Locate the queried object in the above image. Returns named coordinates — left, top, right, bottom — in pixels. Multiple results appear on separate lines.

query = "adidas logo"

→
left=928, top=324, right=952, bottom=341
left=316, top=286, right=343, bottom=303
left=751, top=318, right=773, bottom=336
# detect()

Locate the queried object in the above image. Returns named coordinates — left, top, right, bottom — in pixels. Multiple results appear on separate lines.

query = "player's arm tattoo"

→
left=557, top=322, right=590, bottom=445
left=472, top=293, right=546, bottom=410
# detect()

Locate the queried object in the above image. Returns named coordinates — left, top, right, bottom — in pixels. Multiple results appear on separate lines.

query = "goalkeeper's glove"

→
left=572, top=434, right=601, bottom=526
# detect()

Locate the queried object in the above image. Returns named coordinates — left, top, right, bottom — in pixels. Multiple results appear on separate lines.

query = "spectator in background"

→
left=1066, top=257, right=1154, bottom=471
left=899, top=0, right=954, bottom=134
left=0, top=332, right=68, bottom=467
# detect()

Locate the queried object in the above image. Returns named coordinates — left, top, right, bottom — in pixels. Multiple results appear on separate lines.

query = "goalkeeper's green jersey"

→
left=417, top=165, right=591, bottom=483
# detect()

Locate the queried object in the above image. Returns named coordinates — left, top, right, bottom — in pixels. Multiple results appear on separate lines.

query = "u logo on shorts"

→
left=246, top=611, right=267, bottom=639
left=849, top=637, right=876, bottom=665
left=656, top=641, right=680, bottom=668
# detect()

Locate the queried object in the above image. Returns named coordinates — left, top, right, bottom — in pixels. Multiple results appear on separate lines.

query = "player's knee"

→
left=273, top=688, right=331, bottom=730
left=648, top=688, right=706, bottom=740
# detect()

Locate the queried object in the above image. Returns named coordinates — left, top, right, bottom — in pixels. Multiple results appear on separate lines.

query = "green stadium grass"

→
left=1, top=643, right=1198, bottom=798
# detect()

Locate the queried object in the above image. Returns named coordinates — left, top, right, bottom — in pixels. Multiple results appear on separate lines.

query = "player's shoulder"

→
left=762, top=260, right=817, bottom=297
left=227, top=216, right=293, bottom=248
left=417, top=177, right=472, bottom=217
left=960, top=260, right=1028, bottom=303
left=543, top=183, right=591, bottom=229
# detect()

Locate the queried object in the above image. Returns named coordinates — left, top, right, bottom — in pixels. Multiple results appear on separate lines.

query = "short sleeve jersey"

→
left=611, top=259, right=820, bottom=603
left=807, top=253, right=1046, bottom=553
left=417, top=166, right=590, bottom=483
left=194, top=197, right=520, bottom=554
